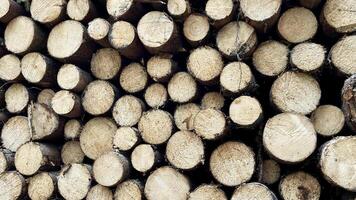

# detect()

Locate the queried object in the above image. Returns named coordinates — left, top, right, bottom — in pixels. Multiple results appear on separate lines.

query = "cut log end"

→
left=144, top=83, right=168, bottom=108
left=147, top=54, right=177, bottom=82
left=67, top=0, right=97, bottom=23
left=0, top=171, right=26, bottom=200
left=290, top=42, right=326, bottom=72
left=168, top=72, right=197, bottom=103
left=167, top=0, right=190, bottom=20
left=229, top=96, right=263, bottom=127
left=37, top=89, right=55, bottom=107
left=28, top=172, right=56, bottom=200
left=57, top=64, right=92, bottom=92
left=189, top=184, right=227, bottom=200
left=131, top=144, right=159, bottom=173
left=183, top=13, right=209, bottom=46
left=5, top=83, right=30, bottom=113
left=113, top=127, right=139, bottom=151
left=64, top=119, right=82, bottom=140
left=1, top=116, right=31, bottom=152
left=261, top=159, right=280, bottom=185
left=311, top=105, right=345, bottom=136
left=193, top=108, right=226, bottom=140
left=91, top=48, right=121, bottom=80
left=220, top=62, right=254, bottom=94
left=51, top=90, right=82, bottom=118
left=0, top=54, right=22, bottom=82
left=119, top=63, right=148, bottom=93
left=205, top=0, right=234, bottom=28
left=330, top=35, right=356, bottom=76
left=174, top=103, right=200, bottom=131
left=201, top=92, right=225, bottom=110
left=61, top=140, right=85, bottom=164
left=114, top=180, right=143, bottom=200
left=231, top=183, right=277, bottom=200
left=0, top=0, right=24, bottom=23
left=322, top=0, right=356, bottom=34
left=112, top=95, right=144, bottom=127
left=87, top=185, right=113, bottom=200
left=30, top=0, right=66, bottom=25
left=88, top=18, right=110, bottom=47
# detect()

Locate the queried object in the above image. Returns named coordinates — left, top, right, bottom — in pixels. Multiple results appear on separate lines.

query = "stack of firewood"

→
left=0, top=0, right=355, bottom=199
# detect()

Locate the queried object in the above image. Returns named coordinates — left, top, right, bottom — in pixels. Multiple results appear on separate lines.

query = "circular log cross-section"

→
left=1, top=116, right=31, bottom=152
left=137, top=11, right=181, bottom=54
left=311, top=105, right=345, bottom=136
left=48, top=20, right=95, bottom=64
left=87, top=185, right=113, bottom=200
left=189, top=184, right=227, bottom=200
left=28, top=172, right=56, bottom=200
left=93, top=151, right=130, bottom=187
left=0, top=54, right=22, bottom=82
left=263, top=113, right=317, bottom=163
left=320, top=136, right=356, bottom=191
left=279, top=171, right=320, bottom=200
left=5, top=16, right=46, bottom=54
left=271, top=71, right=321, bottom=115
left=240, top=0, right=281, bottom=32
left=261, top=159, right=280, bottom=185
left=252, top=40, right=289, bottom=77
left=166, top=130, right=204, bottom=170
left=220, top=62, right=255, bottom=95
left=174, top=103, right=200, bottom=131
left=168, top=72, right=197, bottom=103
left=106, top=0, right=143, bottom=22
left=187, top=46, right=223, bottom=84
left=67, top=0, right=98, bottom=23
left=58, top=164, right=92, bottom=200
left=138, top=109, right=173, bottom=145
left=342, top=75, right=356, bottom=132
left=112, top=95, right=145, bottom=127
left=229, top=96, right=263, bottom=127
left=278, top=7, right=318, bottom=43
left=131, top=144, right=160, bottom=173
left=61, top=141, right=85, bottom=164
left=216, top=21, right=257, bottom=60
left=205, top=0, right=234, bottom=28
left=114, top=180, right=143, bottom=200
left=183, top=13, right=209, bottom=46
left=144, top=83, right=168, bottom=108
left=5, top=83, right=30, bottom=114
left=113, top=127, right=140, bottom=151
left=82, top=80, right=117, bottom=116
left=147, top=54, right=177, bottom=82
left=201, top=92, right=225, bottom=110
left=64, top=119, right=82, bottom=140
left=210, top=141, right=255, bottom=186
left=0, top=171, right=26, bottom=200
left=119, top=63, right=148, bottom=93
left=167, top=0, right=190, bottom=20
left=88, top=18, right=111, bottom=47
left=145, top=166, right=190, bottom=200
left=0, top=0, right=24, bottom=23
left=90, top=48, right=121, bottom=80
left=231, top=183, right=277, bottom=200
left=57, top=64, right=92, bottom=92
left=51, top=90, right=82, bottom=118
left=290, top=42, right=326, bottom=73
left=37, top=89, right=55, bottom=107
left=330, top=35, right=356, bottom=76
left=30, top=0, right=67, bottom=26
left=193, top=108, right=226, bottom=140
left=80, top=117, right=117, bottom=160
left=15, top=142, right=60, bottom=176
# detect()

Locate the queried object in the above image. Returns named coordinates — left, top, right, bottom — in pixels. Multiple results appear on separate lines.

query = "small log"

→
left=138, top=109, right=173, bottom=145
left=144, top=83, right=168, bottom=108
left=167, top=0, right=191, bottom=20
left=131, top=144, right=161, bottom=173
left=137, top=11, right=182, bottom=54
left=82, top=80, right=118, bottom=116
left=220, top=62, right=255, bottom=95
left=145, top=166, right=190, bottom=200
left=290, top=42, right=326, bottom=73
left=0, top=0, right=24, bottom=23
left=51, top=90, right=82, bottom=118
left=261, top=159, right=280, bottom=185
left=67, top=0, right=98, bottom=23
left=113, top=127, right=140, bottom=151
left=231, top=182, right=277, bottom=200
left=311, top=105, right=345, bottom=136
left=29, top=102, right=64, bottom=141
left=37, top=89, right=55, bottom=107
left=201, top=92, right=224, bottom=110
left=210, top=141, right=255, bottom=186
left=0, top=54, right=22, bottom=82
left=1, top=116, right=31, bottom=152
left=0, top=171, right=26, bottom=200
left=205, top=0, right=235, bottom=28
left=330, top=35, right=356, bottom=76
left=93, top=151, right=130, bottom=187
left=270, top=71, right=321, bottom=115
left=64, top=119, right=82, bottom=140
left=58, top=164, right=92, bottom=200
left=87, top=18, right=111, bottom=47
left=263, top=113, right=317, bottom=163
left=216, top=21, right=257, bottom=60
left=174, top=103, right=200, bottom=131
left=166, top=130, right=204, bottom=170
left=229, top=96, right=263, bottom=127
left=321, top=0, right=356, bottom=36
left=189, top=184, right=227, bottom=200
left=342, top=75, right=356, bottom=132
left=0, top=149, right=14, bottom=174
left=193, top=108, right=226, bottom=140
left=15, top=142, right=61, bottom=176
left=28, top=172, right=57, bottom=200
left=79, top=117, right=117, bottom=160
left=252, top=40, right=289, bottom=77
left=119, top=63, right=148, bottom=93
left=277, top=7, right=318, bottom=43
left=87, top=184, right=113, bottom=200
left=21, top=52, right=58, bottom=87
left=109, top=20, right=145, bottom=60
left=279, top=171, right=321, bottom=200
left=106, top=0, right=144, bottom=22
left=112, top=95, right=145, bottom=126
left=240, top=0, right=282, bottom=32
left=168, top=72, right=197, bottom=103
left=57, top=64, right=92, bottom=93
left=114, top=180, right=143, bottom=200
left=298, top=0, right=321, bottom=9
left=61, top=140, right=85, bottom=164
left=147, top=54, right=177, bottom=82
left=5, top=83, right=30, bottom=113
left=320, top=136, right=356, bottom=191
left=90, top=48, right=122, bottom=80
left=5, top=16, right=46, bottom=54
left=47, top=20, right=95, bottom=64
left=187, top=46, right=223, bottom=84
left=183, top=13, right=210, bottom=46
left=30, top=0, right=67, bottom=26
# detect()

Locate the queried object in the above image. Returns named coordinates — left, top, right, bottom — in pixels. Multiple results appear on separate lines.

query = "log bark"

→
left=51, top=90, right=82, bottom=118
left=0, top=0, right=24, bottom=23
left=231, top=183, right=277, bottom=200
left=290, top=42, right=326, bottom=73
left=113, top=127, right=140, bottom=151
left=87, top=184, right=113, bottom=200
left=57, top=64, right=92, bottom=93
left=144, top=83, right=168, bottom=108
left=61, top=140, right=85, bottom=164
left=0, top=54, right=23, bottom=82
left=168, top=72, right=197, bottom=103
left=342, top=74, right=356, bottom=132
left=112, top=95, right=145, bottom=126
left=119, top=63, right=148, bottom=93
left=67, top=0, right=98, bottom=23
left=193, top=108, right=226, bottom=140
left=189, top=184, right=227, bottom=200
left=5, top=83, right=31, bottom=113
left=298, top=0, right=321, bottom=9
left=90, top=48, right=122, bottom=80
left=311, top=105, right=345, bottom=136
left=30, top=0, right=67, bottom=26
left=15, top=142, right=61, bottom=176
left=131, top=144, right=161, bottom=173
left=147, top=54, right=177, bottom=82
left=1, top=116, right=31, bottom=152
left=28, top=172, right=57, bottom=200
left=87, top=18, right=111, bottom=47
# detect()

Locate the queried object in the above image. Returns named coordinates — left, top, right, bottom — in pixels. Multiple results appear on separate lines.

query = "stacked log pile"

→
left=0, top=0, right=355, bottom=199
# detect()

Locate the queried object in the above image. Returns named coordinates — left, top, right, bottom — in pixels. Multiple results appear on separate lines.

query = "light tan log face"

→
left=87, top=184, right=113, bottom=200
left=113, top=127, right=139, bottom=151
left=290, top=42, right=326, bottom=72
left=1, top=116, right=31, bottom=152
left=0, top=54, right=22, bottom=81
left=193, top=108, right=226, bottom=140
left=188, top=184, right=227, bottom=200
left=311, top=105, right=345, bottom=136
left=30, top=0, right=66, bottom=25
left=330, top=35, right=356, bottom=76
left=174, top=103, right=200, bottom=131
left=28, top=172, right=56, bottom=200
left=322, top=0, right=356, bottom=34
left=114, top=180, right=143, bottom=200
left=261, top=159, right=280, bottom=185
left=0, top=171, right=25, bottom=200
left=231, top=183, right=277, bottom=200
